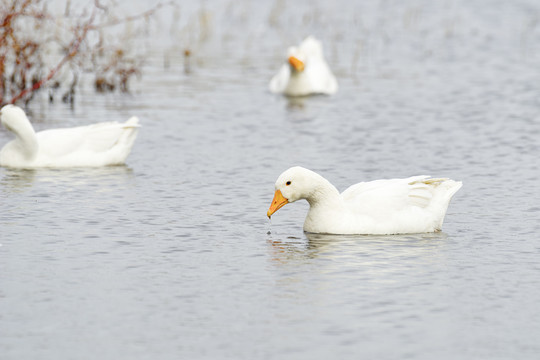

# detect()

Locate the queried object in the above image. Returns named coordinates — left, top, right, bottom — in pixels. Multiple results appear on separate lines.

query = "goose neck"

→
left=13, top=122, right=38, bottom=159
left=306, top=180, right=342, bottom=209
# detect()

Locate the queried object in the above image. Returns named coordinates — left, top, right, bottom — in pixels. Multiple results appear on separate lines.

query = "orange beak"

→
left=288, top=56, right=305, bottom=72
left=267, top=189, right=289, bottom=218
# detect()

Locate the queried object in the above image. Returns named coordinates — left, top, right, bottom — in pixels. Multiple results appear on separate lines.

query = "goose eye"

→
left=286, top=181, right=291, bottom=186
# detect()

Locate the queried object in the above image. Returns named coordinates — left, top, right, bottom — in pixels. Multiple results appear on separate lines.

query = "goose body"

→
left=0, top=105, right=140, bottom=168
left=269, top=36, right=338, bottom=96
left=267, top=167, right=462, bottom=235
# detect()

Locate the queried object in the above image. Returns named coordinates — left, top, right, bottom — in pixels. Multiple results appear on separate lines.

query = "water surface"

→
left=1, top=1, right=540, bottom=359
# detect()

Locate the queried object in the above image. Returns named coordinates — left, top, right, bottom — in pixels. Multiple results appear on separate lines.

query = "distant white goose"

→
left=0, top=105, right=140, bottom=168
left=267, top=167, right=462, bottom=235
left=269, top=36, right=338, bottom=96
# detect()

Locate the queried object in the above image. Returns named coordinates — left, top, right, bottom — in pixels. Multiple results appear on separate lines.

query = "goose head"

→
left=267, top=166, right=329, bottom=218
left=285, top=36, right=324, bottom=74
left=287, top=50, right=305, bottom=73
left=1, top=104, right=33, bottom=134
left=1, top=104, right=39, bottom=160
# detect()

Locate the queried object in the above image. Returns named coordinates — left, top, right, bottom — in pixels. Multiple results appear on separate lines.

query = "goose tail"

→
left=435, top=179, right=463, bottom=230
left=112, top=117, right=140, bottom=164
left=123, top=116, right=140, bottom=128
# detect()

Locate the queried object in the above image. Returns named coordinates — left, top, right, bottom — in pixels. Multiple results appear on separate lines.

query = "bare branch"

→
left=9, top=7, right=97, bottom=104
left=1, top=0, right=168, bottom=105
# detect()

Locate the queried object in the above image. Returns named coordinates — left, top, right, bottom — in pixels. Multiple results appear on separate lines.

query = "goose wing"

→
left=36, top=118, right=139, bottom=157
left=269, top=65, right=291, bottom=93
left=340, top=176, right=436, bottom=215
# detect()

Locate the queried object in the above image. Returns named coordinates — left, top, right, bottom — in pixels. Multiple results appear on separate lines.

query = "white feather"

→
left=0, top=105, right=140, bottom=168
left=270, top=167, right=462, bottom=235
left=269, top=36, right=338, bottom=96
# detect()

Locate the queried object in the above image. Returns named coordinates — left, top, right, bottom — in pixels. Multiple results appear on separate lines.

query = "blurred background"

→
left=1, top=1, right=540, bottom=359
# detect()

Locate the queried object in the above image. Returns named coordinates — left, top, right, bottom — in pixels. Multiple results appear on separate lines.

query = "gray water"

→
left=2, top=1, right=540, bottom=359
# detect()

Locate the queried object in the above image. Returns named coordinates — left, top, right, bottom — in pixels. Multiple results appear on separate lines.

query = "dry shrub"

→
left=0, top=0, right=169, bottom=106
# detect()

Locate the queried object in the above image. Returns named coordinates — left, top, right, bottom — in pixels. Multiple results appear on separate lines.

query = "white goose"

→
left=269, top=36, right=338, bottom=96
left=0, top=105, right=140, bottom=168
left=267, top=167, right=462, bottom=235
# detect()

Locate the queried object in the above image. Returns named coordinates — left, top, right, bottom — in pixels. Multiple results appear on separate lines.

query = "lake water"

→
left=1, top=0, right=540, bottom=359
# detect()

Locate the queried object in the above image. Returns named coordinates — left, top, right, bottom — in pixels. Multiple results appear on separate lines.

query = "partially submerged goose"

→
left=267, top=167, right=462, bottom=235
left=0, top=105, right=140, bottom=168
left=269, top=36, right=338, bottom=96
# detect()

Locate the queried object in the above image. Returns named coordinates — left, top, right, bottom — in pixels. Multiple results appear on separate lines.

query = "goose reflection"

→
left=286, top=96, right=306, bottom=110
left=267, top=231, right=449, bottom=265
left=0, top=168, right=36, bottom=193
left=0, top=165, right=135, bottom=194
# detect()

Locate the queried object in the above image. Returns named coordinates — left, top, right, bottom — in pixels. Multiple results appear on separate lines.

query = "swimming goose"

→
left=0, top=105, right=140, bottom=168
left=267, top=167, right=462, bottom=235
left=269, top=36, right=338, bottom=96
